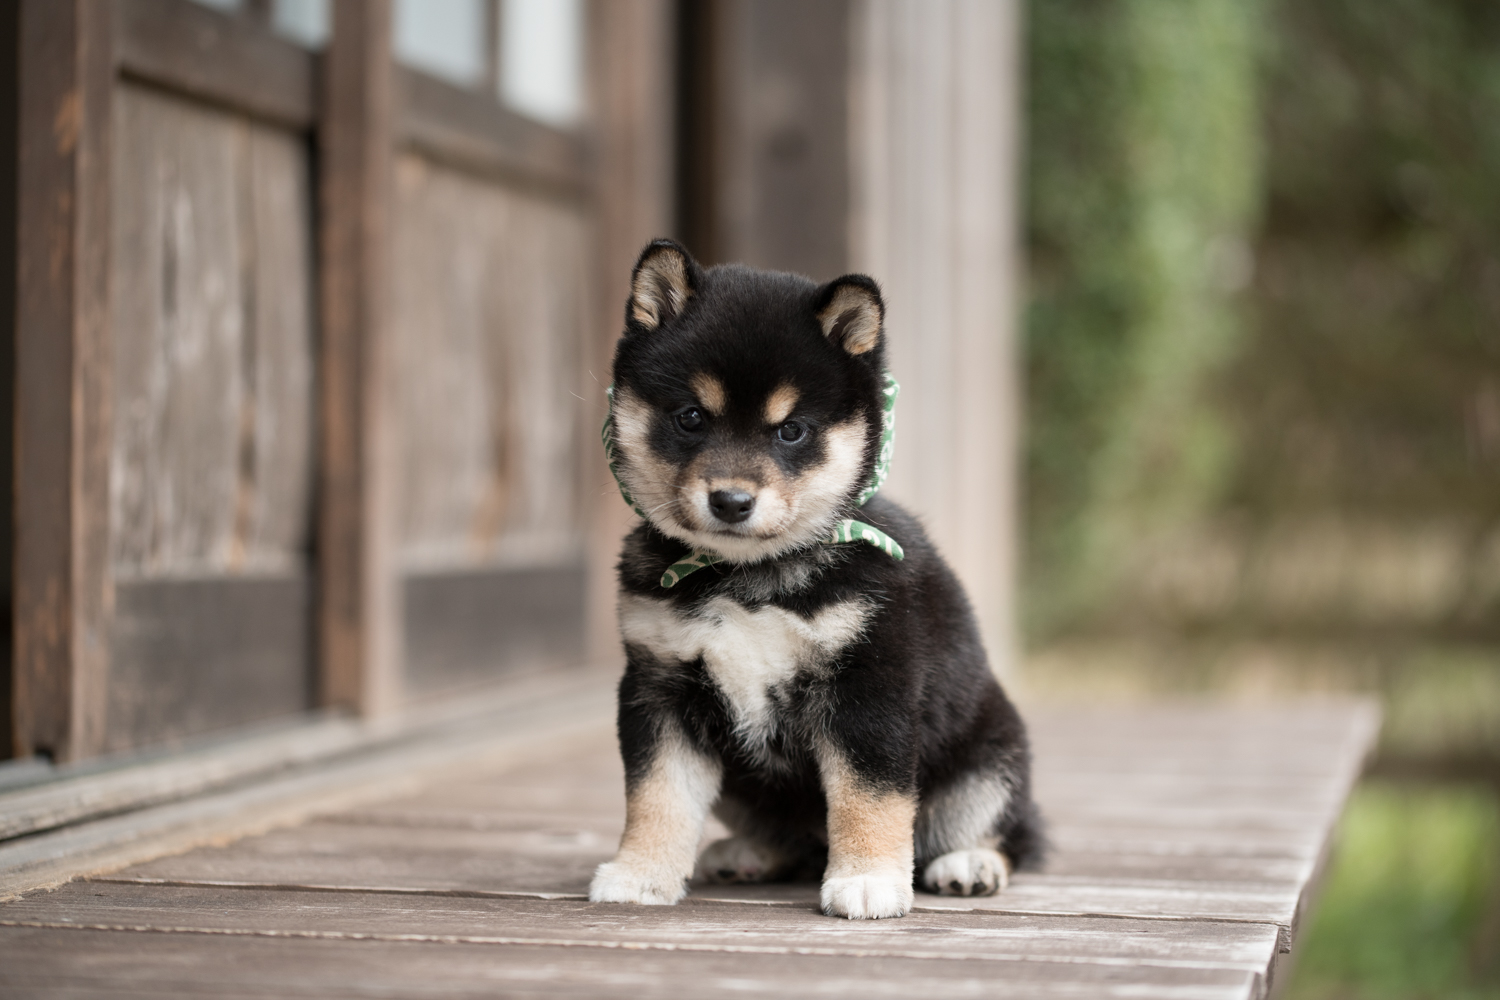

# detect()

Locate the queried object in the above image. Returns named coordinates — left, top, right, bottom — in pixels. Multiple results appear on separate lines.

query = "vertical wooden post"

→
left=12, top=0, right=114, bottom=762
left=585, top=0, right=676, bottom=666
left=318, top=0, right=401, bottom=715
left=680, top=0, right=850, bottom=279
left=849, top=0, right=1022, bottom=679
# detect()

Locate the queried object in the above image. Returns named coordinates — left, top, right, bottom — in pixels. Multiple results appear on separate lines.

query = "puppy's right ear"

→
left=627, top=239, right=699, bottom=333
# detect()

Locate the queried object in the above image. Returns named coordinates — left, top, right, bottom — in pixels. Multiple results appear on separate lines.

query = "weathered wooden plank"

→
left=109, top=83, right=315, bottom=580
left=113, top=821, right=614, bottom=895
left=681, top=0, right=850, bottom=281
left=688, top=877, right=1300, bottom=925
left=391, top=156, right=590, bottom=575
left=0, top=679, right=615, bottom=899
left=586, top=0, right=677, bottom=665
left=103, top=576, right=312, bottom=752
left=0, top=0, right=17, bottom=764
left=0, top=671, right=614, bottom=842
left=318, top=0, right=401, bottom=716
left=115, top=0, right=315, bottom=130
left=0, top=927, right=1263, bottom=1000
left=6, top=882, right=1283, bottom=972
left=398, top=68, right=590, bottom=196
left=13, top=0, right=115, bottom=763
left=403, top=565, right=586, bottom=695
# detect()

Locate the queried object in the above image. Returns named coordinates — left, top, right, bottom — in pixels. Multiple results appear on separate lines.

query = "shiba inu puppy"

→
left=589, top=239, right=1042, bottom=919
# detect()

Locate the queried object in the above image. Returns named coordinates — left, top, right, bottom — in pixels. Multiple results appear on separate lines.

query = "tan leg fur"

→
left=817, top=746, right=917, bottom=919
left=589, top=724, right=722, bottom=905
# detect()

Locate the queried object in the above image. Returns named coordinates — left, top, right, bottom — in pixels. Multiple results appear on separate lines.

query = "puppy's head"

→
left=609, top=239, right=888, bottom=564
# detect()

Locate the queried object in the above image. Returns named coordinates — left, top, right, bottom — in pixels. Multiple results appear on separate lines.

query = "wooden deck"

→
left=0, top=695, right=1377, bottom=999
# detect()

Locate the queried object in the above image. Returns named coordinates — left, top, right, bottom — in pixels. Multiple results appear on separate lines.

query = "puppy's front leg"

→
left=590, top=717, right=721, bottom=906
left=817, top=744, right=917, bottom=919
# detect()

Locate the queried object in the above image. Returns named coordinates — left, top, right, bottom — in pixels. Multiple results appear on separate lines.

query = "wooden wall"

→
left=8, top=0, right=677, bottom=761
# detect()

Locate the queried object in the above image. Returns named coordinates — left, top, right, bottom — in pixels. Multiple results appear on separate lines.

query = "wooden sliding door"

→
left=10, top=0, right=675, bottom=761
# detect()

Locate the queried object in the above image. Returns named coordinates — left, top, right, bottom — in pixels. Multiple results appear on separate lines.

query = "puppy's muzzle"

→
left=709, top=489, right=756, bottom=524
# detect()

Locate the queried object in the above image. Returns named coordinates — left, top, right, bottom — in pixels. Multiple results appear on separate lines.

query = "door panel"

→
left=391, top=152, right=591, bottom=693
left=107, top=82, right=316, bottom=748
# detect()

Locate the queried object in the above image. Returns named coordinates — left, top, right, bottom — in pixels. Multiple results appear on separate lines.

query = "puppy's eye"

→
left=777, top=421, right=805, bottom=443
left=676, top=407, right=705, bottom=433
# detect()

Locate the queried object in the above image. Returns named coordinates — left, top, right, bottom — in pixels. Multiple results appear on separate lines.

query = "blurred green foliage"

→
left=1024, top=0, right=1500, bottom=643
left=1025, top=5, right=1500, bottom=991
left=1235, top=0, right=1500, bottom=524
left=1284, top=781, right=1500, bottom=999
left=1024, top=0, right=1264, bottom=638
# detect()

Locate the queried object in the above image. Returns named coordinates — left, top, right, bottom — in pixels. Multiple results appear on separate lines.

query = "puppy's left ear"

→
left=815, top=275, right=884, bottom=355
left=628, top=239, right=700, bottom=333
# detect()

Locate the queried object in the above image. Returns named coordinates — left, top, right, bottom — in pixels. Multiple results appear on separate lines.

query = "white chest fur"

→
left=618, top=592, right=872, bottom=745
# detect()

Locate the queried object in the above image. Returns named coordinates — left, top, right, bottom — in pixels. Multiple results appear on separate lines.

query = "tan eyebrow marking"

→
left=764, top=384, right=800, bottom=425
left=691, top=373, right=727, bottom=416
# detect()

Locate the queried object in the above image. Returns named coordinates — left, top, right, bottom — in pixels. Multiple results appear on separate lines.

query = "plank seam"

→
left=89, top=876, right=1297, bottom=932
left=0, top=918, right=1271, bottom=972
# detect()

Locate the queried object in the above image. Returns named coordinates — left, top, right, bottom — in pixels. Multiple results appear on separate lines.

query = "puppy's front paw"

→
left=820, top=871, right=914, bottom=919
left=920, top=848, right=1009, bottom=897
left=588, top=860, right=687, bottom=905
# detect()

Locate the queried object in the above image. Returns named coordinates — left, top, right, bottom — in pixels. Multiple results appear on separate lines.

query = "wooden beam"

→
left=115, top=0, right=316, bottom=131
left=584, top=0, right=676, bottom=666
left=397, top=67, right=591, bottom=197
left=13, top=0, right=115, bottom=762
left=317, top=0, right=401, bottom=716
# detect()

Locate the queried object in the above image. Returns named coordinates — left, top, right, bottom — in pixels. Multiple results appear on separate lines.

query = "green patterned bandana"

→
left=603, top=374, right=904, bottom=588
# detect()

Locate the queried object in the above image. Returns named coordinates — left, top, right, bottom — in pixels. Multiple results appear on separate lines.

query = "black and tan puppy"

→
left=589, top=239, right=1042, bottom=919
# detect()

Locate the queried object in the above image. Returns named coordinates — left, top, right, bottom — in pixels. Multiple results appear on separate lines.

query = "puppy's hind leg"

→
left=915, top=771, right=1014, bottom=897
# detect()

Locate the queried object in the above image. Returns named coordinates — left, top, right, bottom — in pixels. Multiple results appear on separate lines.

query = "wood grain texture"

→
left=681, top=0, right=850, bottom=281
left=115, top=0, right=315, bottom=130
left=103, top=576, right=312, bottom=752
left=110, top=83, right=315, bottom=580
left=318, top=0, right=401, bottom=716
left=13, top=0, right=115, bottom=763
left=390, top=156, right=590, bottom=574
left=586, top=0, right=677, bottom=665
left=0, top=0, right=18, bottom=763
left=398, top=69, right=590, bottom=196
left=0, top=928, right=1262, bottom=1000
left=0, top=699, right=1375, bottom=999
left=403, top=565, right=585, bottom=694
left=0, top=675, right=616, bottom=899
left=849, top=0, right=1022, bottom=675
left=5, top=882, right=1283, bottom=971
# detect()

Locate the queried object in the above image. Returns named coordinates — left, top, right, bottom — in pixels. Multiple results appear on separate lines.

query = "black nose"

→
left=708, top=490, right=756, bottom=524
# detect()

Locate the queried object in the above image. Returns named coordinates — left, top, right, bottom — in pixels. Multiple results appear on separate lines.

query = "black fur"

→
left=610, top=240, right=1043, bottom=879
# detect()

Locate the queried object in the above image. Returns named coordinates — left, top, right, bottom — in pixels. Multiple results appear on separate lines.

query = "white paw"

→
left=588, top=860, right=687, bottom=905
left=921, top=848, right=1009, bottom=897
left=820, top=871, right=914, bottom=919
left=696, top=836, right=779, bottom=883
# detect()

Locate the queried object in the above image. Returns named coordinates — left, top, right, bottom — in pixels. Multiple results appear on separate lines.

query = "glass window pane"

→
left=272, top=0, right=331, bottom=49
left=395, top=0, right=487, bottom=88
left=500, top=0, right=584, bottom=128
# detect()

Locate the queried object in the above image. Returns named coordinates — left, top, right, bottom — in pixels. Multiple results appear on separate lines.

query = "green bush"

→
left=1285, top=781, right=1500, bottom=999
left=1024, top=0, right=1263, bottom=638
